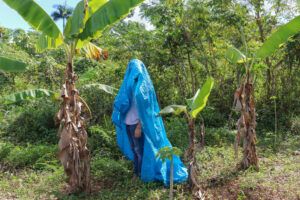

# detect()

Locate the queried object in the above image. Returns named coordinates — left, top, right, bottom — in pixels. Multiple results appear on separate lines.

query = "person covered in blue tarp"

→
left=112, top=59, right=188, bottom=185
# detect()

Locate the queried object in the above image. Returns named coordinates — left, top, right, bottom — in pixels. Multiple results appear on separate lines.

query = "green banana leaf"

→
left=64, top=0, right=107, bottom=37
left=3, top=0, right=62, bottom=39
left=256, top=15, right=300, bottom=59
left=64, top=1, right=86, bottom=37
left=190, top=77, right=214, bottom=118
left=36, top=34, right=63, bottom=52
left=81, top=83, right=117, bottom=95
left=0, top=56, right=27, bottom=72
left=225, top=46, right=247, bottom=64
left=1, top=89, right=58, bottom=104
left=79, top=0, right=144, bottom=40
left=159, top=105, right=187, bottom=115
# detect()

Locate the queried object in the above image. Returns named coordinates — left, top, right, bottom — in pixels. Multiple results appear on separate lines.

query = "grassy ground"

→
left=0, top=135, right=299, bottom=200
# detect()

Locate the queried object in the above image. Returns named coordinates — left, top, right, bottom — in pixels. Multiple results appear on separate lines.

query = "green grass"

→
left=197, top=135, right=300, bottom=199
left=0, top=134, right=299, bottom=199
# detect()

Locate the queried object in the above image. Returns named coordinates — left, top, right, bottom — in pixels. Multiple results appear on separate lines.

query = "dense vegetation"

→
left=0, top=0, right=299, bottom=199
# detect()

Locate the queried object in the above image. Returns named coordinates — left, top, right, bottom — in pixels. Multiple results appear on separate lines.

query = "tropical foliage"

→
left=0, top=0, right=300, bottom=199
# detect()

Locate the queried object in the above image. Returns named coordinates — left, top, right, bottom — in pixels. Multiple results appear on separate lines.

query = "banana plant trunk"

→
left=56, top=54, right=91, bottom=193
left=235, top=71, right=259, bottom=170
left=185, top=117, right=201, bottom=193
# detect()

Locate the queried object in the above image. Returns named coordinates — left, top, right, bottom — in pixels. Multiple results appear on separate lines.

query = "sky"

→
left=0, top=0, right=153, bottom=31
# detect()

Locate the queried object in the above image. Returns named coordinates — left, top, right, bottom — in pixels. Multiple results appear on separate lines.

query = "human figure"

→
left=125, top=94, right=144, bottom=177
left=112, top=59, right=187, bottom=185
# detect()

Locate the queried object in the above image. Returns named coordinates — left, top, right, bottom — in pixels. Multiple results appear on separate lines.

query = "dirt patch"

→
left=203, top=180, right=298, bottom=200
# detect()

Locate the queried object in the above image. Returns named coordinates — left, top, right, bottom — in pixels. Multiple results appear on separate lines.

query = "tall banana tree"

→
left=225, top=15, right=300, bottom=170
left=226, top=46, right=259, bottom=170
left=2, top=0, right=144, bottom=193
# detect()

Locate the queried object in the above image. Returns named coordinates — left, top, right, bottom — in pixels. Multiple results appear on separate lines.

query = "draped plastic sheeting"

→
left=112, top=59, right=188, bottom=185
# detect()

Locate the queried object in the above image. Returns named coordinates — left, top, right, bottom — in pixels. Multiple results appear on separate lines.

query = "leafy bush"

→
left=290, top=116, right=300, bottom=135
left=3, top=100, right=58, bottom=144
left=91, top=156, right=131, bottom=181
left=256, top=106, right=290, bottom=132
left=164, top=118, right=235, bottom=148
left=80, top=87, right=114, bottom=125
left=164, top=117, right=189, bottom=151
left=0, top=143, right=56, bottom=169
left=205, top=127, right=236, bottom=146
left=74, top=58, right=99, bottom=74
left=0, top=142, right=14, bottom=162
left=202, top=107, right=228, bottom=128
left=76, top=61, right=123, bottom=125
left=88, top=125, right=121, bottom=158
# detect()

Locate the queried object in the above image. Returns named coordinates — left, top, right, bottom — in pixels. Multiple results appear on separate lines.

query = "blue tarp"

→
left=112, top=59, right=188, bottom=185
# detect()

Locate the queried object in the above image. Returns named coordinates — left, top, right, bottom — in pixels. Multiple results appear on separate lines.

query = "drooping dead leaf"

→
left=57, top=60, right=91, bottom=193
left=234, top=80, right=259, bottom=170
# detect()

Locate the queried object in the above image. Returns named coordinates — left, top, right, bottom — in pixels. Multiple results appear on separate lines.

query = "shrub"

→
left=0, top=142, right=14, bottom=162
left=1, top=143, right=56, bottom=169
left=91, top=156, right=131, bottom=181
left=88, top=125, right=121, bottom=158
left=201, top=107, right=227, bottom=128
left=205, top=127, right=236, bottom=146
left=74, top=58, right=98, bottom=74
left=164, top=118, right=236, bottom=149
left=290, top=116, right=300, bottom=135
left=164, top=117, right=189, bottom=151
left=3, top=100, right=58, bottom=144
left=80, top=87, right=114, bottom=125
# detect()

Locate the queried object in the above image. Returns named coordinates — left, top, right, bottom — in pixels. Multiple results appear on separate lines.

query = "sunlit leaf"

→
left=36, top=34, right=63, bottom=52
left=0, top=56, right=27, bottom=72
left=225, top=46, right=247, bottom=63
left=256, top=15, right=300, bottom=59
left=76, top=39, right=90, bottom=49
left=190, top=77, right=214, bottom=118
left=3, top=0, right=62, bottom=38
left=81, top=83, right=117, bottom=95
left=159, top=105, right=187, bottom=115
left=64, top=0, right=108, bottom=37
left=64, top=1, right=87, bottom=37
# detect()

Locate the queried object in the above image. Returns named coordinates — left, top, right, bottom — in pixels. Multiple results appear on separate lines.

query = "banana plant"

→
left=2, top=0, right=144, bottom=193
left=160, top=77, right=214, bottom=194
left=156, top=146, right=182, bottom=200
left=225, top=15, right=300, bottom=171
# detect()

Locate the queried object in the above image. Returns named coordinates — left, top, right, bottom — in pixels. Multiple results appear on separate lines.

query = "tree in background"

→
left=51, top=1, right=73, bottom=30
